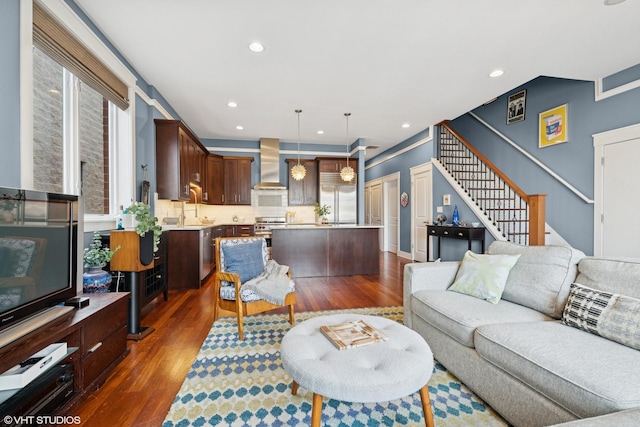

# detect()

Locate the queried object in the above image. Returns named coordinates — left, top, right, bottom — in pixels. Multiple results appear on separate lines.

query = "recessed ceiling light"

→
left=604, top=0, right=626, bottom=5
left=401, top=123, right=410, bottom=128
left=235, top=125, right=244, bottom=130
left=227, top=101, right=238, bottom=108
left=317, top=130, right=324, bottom=135
left=248, top=42, right=265, bottom=53
left=489, top=69, right=504, bottom=78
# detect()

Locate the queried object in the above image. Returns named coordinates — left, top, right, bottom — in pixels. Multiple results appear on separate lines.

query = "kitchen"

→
left=155, top=123, right=382, bottom=289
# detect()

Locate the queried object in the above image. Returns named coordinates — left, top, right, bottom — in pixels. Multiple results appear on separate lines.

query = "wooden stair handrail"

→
left=438, top=121, right=530, bottom=202
left=438, top=121, right=546, bottom=246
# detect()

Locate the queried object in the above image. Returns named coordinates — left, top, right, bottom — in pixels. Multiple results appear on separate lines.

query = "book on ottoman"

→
left=320, top=320, right=388, bottom=350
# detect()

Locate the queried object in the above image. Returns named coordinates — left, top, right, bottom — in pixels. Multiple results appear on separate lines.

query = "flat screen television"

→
left=0, top=187, right=78, bottom=332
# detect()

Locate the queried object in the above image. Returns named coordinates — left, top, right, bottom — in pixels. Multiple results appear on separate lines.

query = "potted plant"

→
left=124, top=202, right=162, bottom=252
left=83, top=233, right=120, bottom=293
left=0, top=193, right=19, bottom=223
left=314, top=203, right=331, bottom=224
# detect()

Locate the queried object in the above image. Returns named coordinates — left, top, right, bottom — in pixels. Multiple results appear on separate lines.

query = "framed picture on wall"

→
left=507, top=90, right=526, bottom=124
left=539, top=104, right=568, bottom=148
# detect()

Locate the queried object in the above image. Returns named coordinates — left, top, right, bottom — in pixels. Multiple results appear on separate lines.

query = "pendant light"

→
left=291, top=109, right=306, bottom=181
left=340, top=112, right=355, bottom=182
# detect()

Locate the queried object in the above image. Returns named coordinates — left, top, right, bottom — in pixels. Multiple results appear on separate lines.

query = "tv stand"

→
left=0, top=306, right=75, bottom=348
left=0, top=293, right=129, bottom=415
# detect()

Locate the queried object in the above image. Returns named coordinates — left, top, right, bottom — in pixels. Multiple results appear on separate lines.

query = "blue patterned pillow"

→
left=562, top=283, right=640, bottom=351
left=221, top=239, right=265, bottom=283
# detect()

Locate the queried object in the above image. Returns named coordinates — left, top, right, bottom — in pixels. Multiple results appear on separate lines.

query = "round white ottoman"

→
left=280, top=313, right=435, bottom=427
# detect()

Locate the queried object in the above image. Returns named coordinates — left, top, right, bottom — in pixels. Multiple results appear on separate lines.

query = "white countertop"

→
left=271, top=224, right=382, bottom=229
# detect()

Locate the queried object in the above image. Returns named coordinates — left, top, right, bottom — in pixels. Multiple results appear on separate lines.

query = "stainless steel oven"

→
left=254, top=216, right=286, bottom=255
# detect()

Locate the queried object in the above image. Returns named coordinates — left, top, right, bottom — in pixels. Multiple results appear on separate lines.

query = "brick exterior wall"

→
left=33, top=48, right=63, bottom=193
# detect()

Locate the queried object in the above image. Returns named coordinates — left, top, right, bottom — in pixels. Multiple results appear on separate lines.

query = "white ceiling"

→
left=74, top=0, right=640, bottom=158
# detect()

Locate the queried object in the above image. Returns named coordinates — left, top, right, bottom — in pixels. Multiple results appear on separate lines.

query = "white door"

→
left=385, top=179, right=399, bottom=253
left=602, top=138, right=640, bottom=257
left=594, top=124, right=640, bottom=257
left=411, top=163, right=432, bottom=262
left=370, top=183, right=383, bottom=248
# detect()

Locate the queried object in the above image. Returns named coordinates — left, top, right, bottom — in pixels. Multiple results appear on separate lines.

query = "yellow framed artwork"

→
left=539, top=104, right=568, bottom=148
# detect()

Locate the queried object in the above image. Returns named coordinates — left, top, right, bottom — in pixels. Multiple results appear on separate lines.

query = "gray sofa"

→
left=403, top=241, right=640, bottom=427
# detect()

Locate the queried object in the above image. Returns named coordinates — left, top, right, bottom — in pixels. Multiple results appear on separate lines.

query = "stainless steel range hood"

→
left=254, top=137, right=286, bottom=189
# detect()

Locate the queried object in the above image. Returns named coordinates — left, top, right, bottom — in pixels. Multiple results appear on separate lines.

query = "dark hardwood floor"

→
left=71, top=251, right=412, bottom=426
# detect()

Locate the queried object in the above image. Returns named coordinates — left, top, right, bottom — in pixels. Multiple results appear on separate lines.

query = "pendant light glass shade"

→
left=340, top=112, right=355, bottom=182
left=291, top=109, right=306, bottom=181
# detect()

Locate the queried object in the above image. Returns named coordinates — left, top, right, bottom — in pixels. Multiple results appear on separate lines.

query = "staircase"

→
left=437, top=122, right=545, bottom=246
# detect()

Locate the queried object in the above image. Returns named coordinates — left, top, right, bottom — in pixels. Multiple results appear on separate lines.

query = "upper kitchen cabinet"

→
left=155, top=119, right=207, bottom=201
left=286, top=158, right=318, bottom=205
left=317, top=157, right=358, bottom=174
left=223, top=156, right=253, bottom=205
left=204, top=154, right=224, bottom=205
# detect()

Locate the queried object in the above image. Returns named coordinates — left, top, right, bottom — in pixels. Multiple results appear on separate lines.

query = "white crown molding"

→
left=134, top=86, right=173, bottom=119
left=365, top=126, right=433, bottom=170
left=594, top=76, right=640, bottom=101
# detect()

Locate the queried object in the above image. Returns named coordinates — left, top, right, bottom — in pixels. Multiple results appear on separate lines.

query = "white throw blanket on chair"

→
left=241, top=260, right=292, bottom=305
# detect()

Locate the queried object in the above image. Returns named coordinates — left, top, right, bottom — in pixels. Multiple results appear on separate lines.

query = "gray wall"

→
left=0, top=0, right=21, bottom=188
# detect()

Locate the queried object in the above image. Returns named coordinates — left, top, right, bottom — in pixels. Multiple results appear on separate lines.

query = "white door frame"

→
left=410, top=162, right=432, bottom=261
left=382, top=172, right=400, bottom=253
left=593, top=123, right=640, bottom=256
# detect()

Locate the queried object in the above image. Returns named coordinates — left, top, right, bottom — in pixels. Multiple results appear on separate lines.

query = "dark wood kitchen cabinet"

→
left=317, top=157, right=357, bottom=174
left=286, top=158, right=318, bottom=205
left=223, top=156, right=253, bottom=205
left=222, top=224, right=255, bottom=237
left=204, top=154, right=224, bottom=205
left=155, top=119, right=207, bottom=201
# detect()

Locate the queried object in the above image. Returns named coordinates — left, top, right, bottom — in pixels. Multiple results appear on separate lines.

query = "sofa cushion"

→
left=475, top=321, right=640, bottom=418
left=448, top=250, right=520, bottom=304
left=575, top=257, right=640, bottom=300
left=410, top=289, right=551, bottom=348
left=562, top=283, right=640, bottom=351
left=487, top=241, right=585, bottom=318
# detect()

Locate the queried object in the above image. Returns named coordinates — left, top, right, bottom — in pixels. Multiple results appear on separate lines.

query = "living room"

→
left=1, top=1, right=640, bottom=426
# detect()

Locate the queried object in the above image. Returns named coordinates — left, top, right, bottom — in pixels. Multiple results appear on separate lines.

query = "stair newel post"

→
left=527, top=194, right=546, bottom=246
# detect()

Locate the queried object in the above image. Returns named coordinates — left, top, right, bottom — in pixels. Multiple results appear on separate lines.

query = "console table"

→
left=426, top=225, right=486, bottom=261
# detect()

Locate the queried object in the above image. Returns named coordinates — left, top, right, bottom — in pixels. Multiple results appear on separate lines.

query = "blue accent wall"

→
left=365, top=128, right=433, bottom=253
left=0, top=0, right=21, bottom=187
left=441, top=75, right=640, bottom=256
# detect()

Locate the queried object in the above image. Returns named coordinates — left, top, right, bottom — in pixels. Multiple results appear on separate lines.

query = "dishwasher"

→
left=201, top=228, right=214, bottom=280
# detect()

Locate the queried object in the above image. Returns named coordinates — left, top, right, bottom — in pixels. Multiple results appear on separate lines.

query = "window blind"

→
left=32, top=2, right=129, bottom=110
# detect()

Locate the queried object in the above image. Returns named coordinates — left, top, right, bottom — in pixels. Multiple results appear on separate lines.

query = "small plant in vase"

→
left=124, top=202, right=162, bottom=252
left=83, top=233, right=120, bottom=293
left=0, top=193, right=19, bottom=223
left=314, top=203, right=331, bottom=224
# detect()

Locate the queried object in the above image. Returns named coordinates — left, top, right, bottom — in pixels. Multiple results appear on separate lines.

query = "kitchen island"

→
left=271, top=225, right=381, bottom=277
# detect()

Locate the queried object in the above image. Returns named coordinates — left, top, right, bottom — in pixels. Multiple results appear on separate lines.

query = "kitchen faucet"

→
left=189, top=188, right=198, bottom=218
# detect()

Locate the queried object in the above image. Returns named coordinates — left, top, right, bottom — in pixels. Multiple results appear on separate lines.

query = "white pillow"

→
left=448, top=250, right=521, bottom=304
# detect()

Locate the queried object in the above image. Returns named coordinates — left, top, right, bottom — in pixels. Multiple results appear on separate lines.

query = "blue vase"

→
left=452, top=205, right=460, bottom=226
left=83, top=266, right=112, bottom=293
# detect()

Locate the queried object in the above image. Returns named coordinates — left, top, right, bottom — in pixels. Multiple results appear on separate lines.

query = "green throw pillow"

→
left=448, top=250, right=521, bottom=304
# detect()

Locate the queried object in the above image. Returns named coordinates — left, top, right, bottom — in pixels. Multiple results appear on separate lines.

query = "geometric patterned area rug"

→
left=162, top=306, right=509, bottom=426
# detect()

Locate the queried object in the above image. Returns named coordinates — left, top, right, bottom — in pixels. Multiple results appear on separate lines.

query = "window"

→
left=33, top=45, right=116, bottom=215
left=30, top=2, right=134, bottom=225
